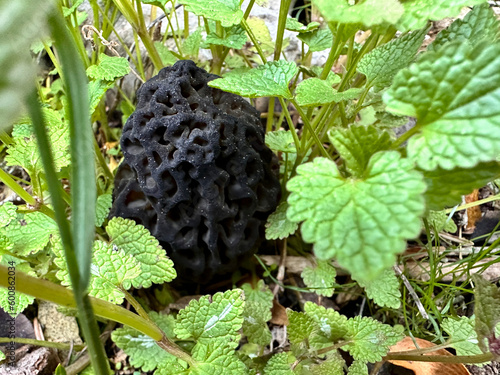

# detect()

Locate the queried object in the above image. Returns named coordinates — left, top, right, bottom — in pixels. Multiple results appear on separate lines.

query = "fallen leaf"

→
left=387, top=336, right=470, bottom=375
left=465, top=189, right=481, bottom=232
left=270, top=299, right=289, bottom=325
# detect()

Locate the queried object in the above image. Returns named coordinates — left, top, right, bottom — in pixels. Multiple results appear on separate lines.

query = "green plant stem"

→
left=0, top=265, right=162, bottom=340
left=0, top=168, right=55, bottom=219
left=241, top=18, right=266, bottom=63
left=290, top=99, right=330, bottom=159
left=132, top=30, right=146, bottom=79
left=274, top=0, right=291, bottom=60
left=278, top=98, right=301, bottom=154
left=392, top=121, right=423, bottom=148
left=444, top=193, right=500, bottom=213
left=383, top=352, right=493, bottom=364
left=0, top=337, right=85, bottom=351
left=320, top=23, right=344, bottom=80
left=243, top=0, right=255, bottom=19
left=183, top=8, right=189, bottom=39
left=266, top=97, right=276, bottom=133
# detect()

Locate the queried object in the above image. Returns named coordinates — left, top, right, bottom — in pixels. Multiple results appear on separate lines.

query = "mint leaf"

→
left=86, top=54, right=129, bottom=81
left=206, top=25, right=246, bottom=49
left=301, top=260, right=336, bottom=297
left=309, top=354, right=345, bottom=375
left=263, top=352, right=294, bottom=375
left=287, top=309, right=316, bottom=346
left=398, top=0, right=486, bottom=31
left=472, top=274, right=500, bottom=353
left=208, top=61, right=298, bottom=99
left=287, top=152, right=426, bottom=281
left=178, top=0, right=243, bottom=27
left=385, top=41, right=500, bottom=170
left=353, top=268, right=401, bottom=308
left=6, top=108, right=70, bottom=176
left=190, top=341, right=247, bottom=375
left=358, top=28, right=427, bottom=89
left=312, top=0, right=404, bottom=27
left=297, top=28, right=333, bottom=52
left=95, top=194, right=112, bottom=227
left=111, top=312, right=177, bottom=372
left=0, top=202, right=17, bottom=227
left=429, top=4, right=500, bottom=52
left=106, top=217, right=176, bottom=288
left=343, top=316, right=404, bottom=362
left=241, top=280, right=273, bottom=309
left=304, top=302, right=349, bottom=348
left=6, top=211, right=58, bottom=256
left=285, top=18, right=320, bottom=33
left=328, top=125, right=392, bottom=177
left=154, top=42, right=177, bottom=66
left=442, top=316, right=483, bottom=357
left=422, top=162, right=500, bottom=210
left=265, top=202, right=298, bottom=240
left=0, top=256, right=35, bottom=316
left=295, top=78, right=335, bottom=106
left=89, top=80, right=113, bottom=114
left=265, top=130, right=296, bottom=153
left=347, top=360, right=369, bottom=375
left=427, top=210, right=457, bottom=233
left=175, top=289, right=245, bottom=344
left=242, top=301, right=272, bottom=346
left=183, top=28, right=202, bottom=58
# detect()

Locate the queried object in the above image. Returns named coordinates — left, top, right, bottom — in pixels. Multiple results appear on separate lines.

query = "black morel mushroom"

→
left=110, top=60, right=281, bottom=282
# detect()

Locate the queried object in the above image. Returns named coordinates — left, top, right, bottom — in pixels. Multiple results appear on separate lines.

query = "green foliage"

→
left=208, top=61, right=298, bottom=99
left=265, top=202, right=298, bottom=240
left=206, top=25, right=246, bottom=49
left=297, top=28, right=333, bottom=52
left=353, top=268, right=401, bottom=309
left=472, top=274, right=500, bottom=354
left=384, top=41, right=500, bottom=170
left=179, top=0, right=243, bottom=27
left=86, top=54, right=130, bottom=81
left=427, top=210, right=457, bottom=233
left=95, top=194, right=112, bottom=227
left=263, top=352, right=294, bottom=375
left=285, top=18, right=320, bottom=33
left=301, top=260, right=336, bottom=297
left=442, top=316, right=484, bottom=357
left=287, top=152, right=426, bottom=281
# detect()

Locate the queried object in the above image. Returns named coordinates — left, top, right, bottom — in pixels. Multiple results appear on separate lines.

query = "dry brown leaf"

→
left=465, top=189, right=482, bottom=232
left=270, top=299, right=289, bottom=326
left=387, top=336, right=470, bottom=375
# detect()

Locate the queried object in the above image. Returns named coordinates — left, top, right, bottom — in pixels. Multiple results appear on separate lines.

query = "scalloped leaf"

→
left=178, top=0, right=243, bottom=27
left=0, top=256, right=35, bottom=316
left=328, top=125, right=392, bottom=177
left=312, top=0, right=404, bottom=27
left=287, top=309, right=316, bottom=346
left=287, top=152, right=426, bottom=281
left=442, top=316, right=483, bottom=357
left=472, top=274, right=500, bottom=354
left=297, top=28, right=333, bottom=52
left=358, top=28, right=427, bottom=88
left=265, top=130, right=296, bottom=153
left=86, top=54, right=129, bottom=81
left=106, top=217, right=176, bottom=288
left=384, top=41, right=500, bottom=171
left=301, top=260, right=336, bottom=297
left=206, top=25, right=246, bottom=49
left=285, top=18, right=320, bottom=33
left=398, top=0, right=486, bottom=31
left=242, top=301, right=272, bottom=346
left=263, top=352, right=294, bottom=375
left=174, top=289, right=245, bottom=344
left=95, top=193, right=112, bottom=227
left=427, top=210, right=457, bottom=233
left=208, top=61, right=298, bottom=99
left=265, top=202, right=298, bottom=240
left=353, top=268, right=401, bottom=308
left=190, top=341, right=248, bottom=375
left=429, top=3, right=500, bottom=52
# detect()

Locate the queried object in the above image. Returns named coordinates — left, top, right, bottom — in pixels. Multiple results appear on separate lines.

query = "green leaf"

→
left=429, top=4, right=500, bottom=52
left=301, top=260, right=336, bottom=297
left=442, top=316, right=483, bottom=357
left=285, top=18, right=320, bottom=33
left=111, top=312, right=177, bottom=372
left=295, top=78, right=336, bottom=107
left=353, top=268, right=401, bottom=308
left=422, top=162, right=500, bottom=210
left=287, top=309, right=316, bottom=346
left=265, top=202, right=298, bottom=240
left=154, top=42, right=177, bottom=66
left=304, top=302, right=349, bottom=348
left=427, top=210, right=457, bottom=233
left=141, top=0, right=170, bottom=9
left=328, top=125, right=392, bottom=177
left=358, top=28, right=427, bottom=89
left=384, top=41, right=500, bottom=171
left=6, top=108, right=70, bottom=176
left=347, top=361, right=369, bottom=375
left=287, top=152, right=426, bottom=281
left=175, top=289, right=245, bottom=344
left=242, top=301, right=272, bottom=346
left=208, top=61, right=298, bottom=99
left=106, top=217, right=176, bottom=288
left=263, top=352, right=294, bottom=375
left=398, top=0, right=486, bottom=31
left=343, top=316, right=404, bottom=362
left=241, top=280, right=273, bottom=310
left=330, top=88, right=363, bottom=102
left=62, top=0, right=84, bottom=16
left=191, top=341, right=248, bottom=375
left=86, top=54, right=130, bottom=81
left=89, top=80, right=113, bottom=114
left=6, top=211, right=58, bottom=256
left=309, top=354, right=345, bottom=375
left=265, top=130, right=296, bottom=153
left=0, top=256, right=35, bottom=316
left=472, top=274, right=500, bottom=353
left=95, top=194, right=112, bottom=227
left=0, top=1, right=50, bottom=131
left=206, top=25, right=246, bottom=49
left=178, top=0, right=243, bottom=27
left=0, top=202, right=18, bottom=227
left=312, top=0, right=404, bottom=27
left=246, top=17, right=274, bottom=56
left=297, top=28, right=333, bottom=52
left=183, top=28, right=202, bottom=58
